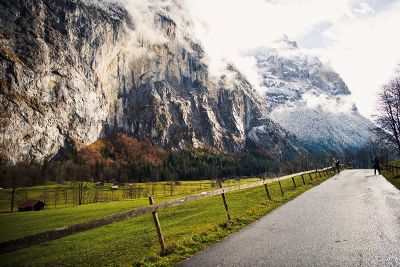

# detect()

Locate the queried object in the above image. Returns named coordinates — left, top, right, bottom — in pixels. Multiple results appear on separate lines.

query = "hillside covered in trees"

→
left=0, top=133, right=285, bottom=187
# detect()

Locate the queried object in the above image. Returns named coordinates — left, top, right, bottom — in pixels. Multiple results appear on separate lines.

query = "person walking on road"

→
left=335, top=157, right=341, bottom=174
left=332, top=157, right=340, bottom=174
left=372, top=156, right=381, bottom=175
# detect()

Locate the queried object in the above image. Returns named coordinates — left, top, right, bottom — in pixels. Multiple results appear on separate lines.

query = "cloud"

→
left=312, top=1, right=400, bottom=118
left=352, top=2, right=375, bottom=15
left=184, top=0, right=400, bottom=119
left=271, top=92, right=356, bottom=117
left=302, top=93, right=355, bottom=113
left=103, top=0, right=198, bottom=60
left=185, top=0, right=356, bottom=51
left=95, top=0, right=400, bottom=119
left=184, top=0, right=356, bottom=99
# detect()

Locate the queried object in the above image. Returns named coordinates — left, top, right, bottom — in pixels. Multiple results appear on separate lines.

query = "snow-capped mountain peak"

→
left=252, top=36, right=373, bottom=156
left=254, top=37, right=351, bottom=112
left=274, top=34, right=299, bottom=49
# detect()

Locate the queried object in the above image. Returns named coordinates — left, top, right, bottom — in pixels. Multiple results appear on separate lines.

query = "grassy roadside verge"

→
left=382, top=160, right=400, bottom=190
left=0, top=172, right=334, bottom=266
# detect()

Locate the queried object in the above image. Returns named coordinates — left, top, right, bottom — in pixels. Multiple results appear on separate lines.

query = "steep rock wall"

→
left=0, top=0, right=303, bottom=163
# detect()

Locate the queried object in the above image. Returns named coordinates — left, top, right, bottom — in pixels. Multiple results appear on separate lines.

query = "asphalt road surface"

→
left=180, top=170, right=400, bottom=267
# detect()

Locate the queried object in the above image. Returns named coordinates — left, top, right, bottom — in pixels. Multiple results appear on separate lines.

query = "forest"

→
left=0, top=132, right=387, bottom=189
left=0, top=133, right=278, bottom=188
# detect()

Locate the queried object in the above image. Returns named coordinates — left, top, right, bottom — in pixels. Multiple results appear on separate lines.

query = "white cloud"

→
left=302, top=93, right=355, bottom=113
left=313, top=1, right=400, bottom=118
left=352, top=2, right=375, bottom=16
left=184, top=0, right=354, bottom=85
left=183, top=0, right=400, bottom=119
left=186, top=0, right=355, bottom=52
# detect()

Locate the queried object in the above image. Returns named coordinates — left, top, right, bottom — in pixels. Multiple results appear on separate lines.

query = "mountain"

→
left=253, top=36, right=374, bottom=156
left=0, top=0, right=303, bottom=163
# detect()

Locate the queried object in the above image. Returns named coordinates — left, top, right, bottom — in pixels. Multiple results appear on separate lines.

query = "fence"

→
left=0, top=167, right=334, bottom=254
left=386, top=164, right=400, bottom=175
left=0, top=181, right=225, bottom=212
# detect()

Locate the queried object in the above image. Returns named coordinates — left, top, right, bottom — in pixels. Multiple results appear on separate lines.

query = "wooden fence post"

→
left=219, top=182, right=232, bottom=221
left=278, top=180, right=284, bottom=196
left=301, top=175, right=306, bottom=185
left=309, top=173, right=313, bottom=182
left=149, top=196, right=166, bottom=254
left=264, top=183, right=272, bottom=200
left=291, top=177, right=296, bottom=188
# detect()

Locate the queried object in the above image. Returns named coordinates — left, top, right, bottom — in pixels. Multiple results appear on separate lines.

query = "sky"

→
left=184, top=0, right=400, bottom=119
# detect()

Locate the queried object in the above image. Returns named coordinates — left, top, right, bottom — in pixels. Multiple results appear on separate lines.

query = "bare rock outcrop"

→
left=0, top=0, right=303, bottom=163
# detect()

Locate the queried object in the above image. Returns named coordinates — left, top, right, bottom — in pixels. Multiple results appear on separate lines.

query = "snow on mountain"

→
left=253, top=35, right=374, bottom=156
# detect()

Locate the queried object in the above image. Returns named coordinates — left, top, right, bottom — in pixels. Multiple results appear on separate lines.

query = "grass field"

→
left=0, top=178, right=261, bottom=212
left=382, top=160, right=400, bottom=190
left=0, top=172, right=333, bottom=266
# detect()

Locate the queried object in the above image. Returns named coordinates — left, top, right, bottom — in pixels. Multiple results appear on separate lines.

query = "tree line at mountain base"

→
left=0, top=133, right=277, bottom=188
left=0, top=132, right=389, bottom=190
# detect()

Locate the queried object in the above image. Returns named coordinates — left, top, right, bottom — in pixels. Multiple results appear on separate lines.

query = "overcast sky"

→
left=185, top=0, right=400, bottom=119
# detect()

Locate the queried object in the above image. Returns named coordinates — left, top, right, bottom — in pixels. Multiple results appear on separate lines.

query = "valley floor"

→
left=0, top=173, right=332, bottom=266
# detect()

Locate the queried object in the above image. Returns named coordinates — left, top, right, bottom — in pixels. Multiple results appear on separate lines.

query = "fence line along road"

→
left=0, top=167, right=334, bottom=254
left=386, top=164, right=400, bottom=175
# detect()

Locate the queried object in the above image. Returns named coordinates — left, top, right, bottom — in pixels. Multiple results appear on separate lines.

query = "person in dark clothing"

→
left=372, top=156, right=381, bottom=175
left=332, top=157, right=340, bottom=174
left=335, top=157, right=341, bottom=173
left=332, top=157, right=336, bottom=172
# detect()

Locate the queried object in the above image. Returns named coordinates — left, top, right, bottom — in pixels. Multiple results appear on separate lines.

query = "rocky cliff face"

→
left=254, top=36, right=374, bottom=156
left=0, top=0, right=303, bottom=163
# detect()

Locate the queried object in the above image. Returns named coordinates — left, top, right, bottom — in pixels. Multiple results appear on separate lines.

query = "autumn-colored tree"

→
left=112, top=133, right=167, bottom=166
left=79, top=140, right=115, bottom=166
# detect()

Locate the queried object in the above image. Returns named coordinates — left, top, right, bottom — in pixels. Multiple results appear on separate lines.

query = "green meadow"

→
left=0, top=179, right=262, bottom=212
left=382, top=160, right=400, bottom=190
left=0, top=172, right=333, bottom=266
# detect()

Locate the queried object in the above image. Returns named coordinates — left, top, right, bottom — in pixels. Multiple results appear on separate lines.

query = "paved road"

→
left=180, top=170, right=400, bottom=267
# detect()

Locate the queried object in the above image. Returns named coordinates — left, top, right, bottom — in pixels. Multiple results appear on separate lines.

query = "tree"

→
left=375, top=67, right=400, bottom=156
left=70, top=181, right=83, bottom=205
left=9, top=175, right=17, bottom=213
left=1, top=163, right=30, bottom=212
